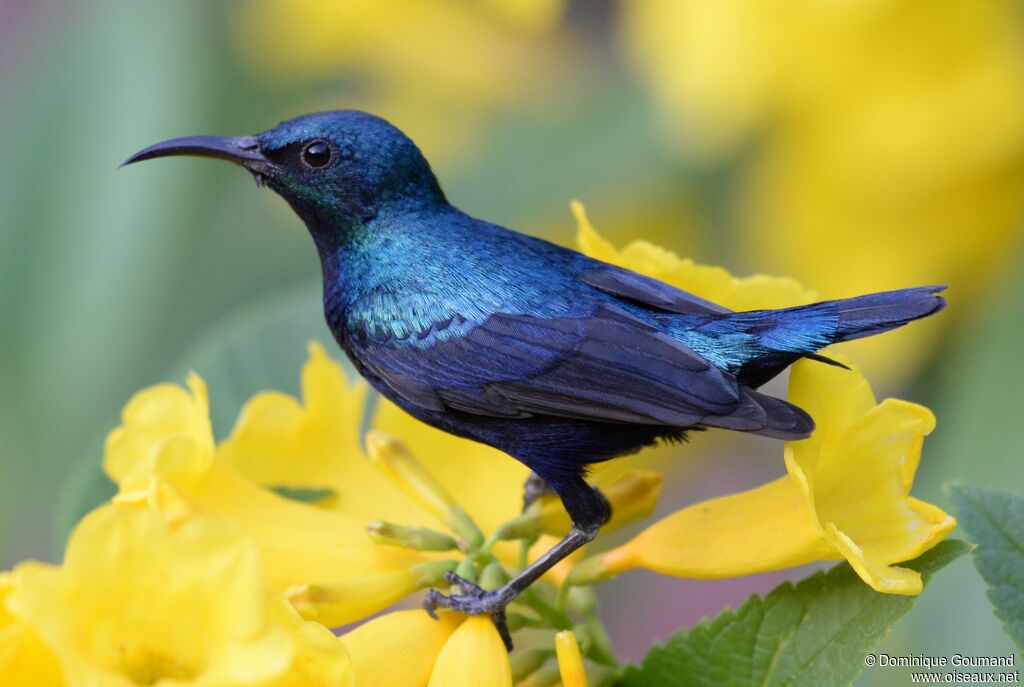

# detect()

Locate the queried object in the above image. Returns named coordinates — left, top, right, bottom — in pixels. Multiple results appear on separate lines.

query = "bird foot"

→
left=423, top=571, right=515, bottom=650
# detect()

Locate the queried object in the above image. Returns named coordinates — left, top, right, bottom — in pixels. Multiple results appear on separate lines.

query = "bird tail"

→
left=725, top=285, right=946, bottom=389
left=824, top=285, right=947, bottom=343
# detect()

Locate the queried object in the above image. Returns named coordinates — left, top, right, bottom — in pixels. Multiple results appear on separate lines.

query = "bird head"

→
left=123, top=110, right=447, bottom=244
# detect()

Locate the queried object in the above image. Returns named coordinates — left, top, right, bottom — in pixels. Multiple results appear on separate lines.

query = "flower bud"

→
left=365, top=431, right=484, bottom=547
left=366, top=521, right=459, bottom=552
left=555, top=630, right=589, bottom=687
left=288, top=560, right=455, bottom=627
left=365, top=431, right=454, bottom=517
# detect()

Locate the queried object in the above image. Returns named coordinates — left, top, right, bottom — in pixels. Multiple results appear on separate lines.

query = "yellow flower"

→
left=221, top=343, right=528, bottom=539
left=573, top=200, right=815, bottom=311
left=8, top=506, right=352, bottom=686
left=230, top=0, right=573, bottom=170
left=341, top=610, right=462, bottom=687
left=221, top=345, right=541, bottom=585
left=104, top=376, right=214, bottom=481
left=0, top=572, right=62, bottom=686
left=428, top=616, right=512, bottom=687
left=217, top=343, right=366, bottom=510
left=104, top=370, right=427, bottom=623
left=103, top=353, right=584, bottom=628
left=234, top=0, right=566, bottom=80
left=374, top=401, right=530, bottom=537
left=570, top=357, right=955, bottom=595
left=339, top=610, right=511, bottom=687
left=555, top=630, right=589, bottom=687
left=219, top=344, right=663, bottom=578
left=105, top=347, right=637, bottom=629
left=286, top=561, right=454, bottom=629
left=623, top=0, right=1024, bottom=378
left=287, top=570, right=420, bottom=630
left=265, top=603, right=355, bottom=687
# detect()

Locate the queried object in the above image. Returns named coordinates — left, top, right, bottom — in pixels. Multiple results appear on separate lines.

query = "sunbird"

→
left=125, top=111, right=945, bottom=648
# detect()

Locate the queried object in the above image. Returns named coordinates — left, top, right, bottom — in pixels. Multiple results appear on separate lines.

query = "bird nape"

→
left=124, top=110, right=946, bottom=649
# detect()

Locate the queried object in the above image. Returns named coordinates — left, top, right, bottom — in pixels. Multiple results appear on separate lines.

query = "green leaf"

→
left=622, top=540, right=969, bottom=687
left=947, top=482, right=1024, bottom=649
left=269, top=486, right=337, bottom=505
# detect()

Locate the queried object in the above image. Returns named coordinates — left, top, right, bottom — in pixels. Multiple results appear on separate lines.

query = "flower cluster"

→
left=0, top=207, right=953, bottom=685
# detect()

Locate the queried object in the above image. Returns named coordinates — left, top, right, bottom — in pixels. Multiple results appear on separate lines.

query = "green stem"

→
left=481, top=530, right=502, bottom=555
left=518, top=535, right=539, bottom=571
left=583, top=616, right=619, bottom=669
left=556, top=580, right=573, bottom=613
left=570, top=587, right=619, bottom=669
left=517, top=588, right=573, bottom=630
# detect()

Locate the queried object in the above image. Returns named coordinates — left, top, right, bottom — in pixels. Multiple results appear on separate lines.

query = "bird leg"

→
left=423, top=522, right=600, bottom=650
left=521, top=471, right=554, bottom=512
left=423, top=479, right=609, bottom=650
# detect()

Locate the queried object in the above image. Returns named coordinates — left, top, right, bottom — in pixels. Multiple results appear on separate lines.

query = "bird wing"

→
left=577, top=264, right=730, bottom=315
left=352, top=303, right=797, bottom=431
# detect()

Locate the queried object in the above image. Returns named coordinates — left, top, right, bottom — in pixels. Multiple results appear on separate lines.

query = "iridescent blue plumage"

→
left=248, top=113, right=944, bottom=497
left=124, top=110, right=947, bottom=647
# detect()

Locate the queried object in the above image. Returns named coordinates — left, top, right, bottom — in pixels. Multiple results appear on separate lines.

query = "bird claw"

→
left=422, top=578, right=515, bottom=651
left=443, top=570, right=484, bottom=595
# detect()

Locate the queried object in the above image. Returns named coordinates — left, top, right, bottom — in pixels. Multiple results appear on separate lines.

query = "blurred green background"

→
left=1, top=1, right=1022, bottom=683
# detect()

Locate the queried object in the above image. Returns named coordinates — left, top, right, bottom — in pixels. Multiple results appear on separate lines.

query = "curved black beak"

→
left=121, top=135, right=271, bottom=174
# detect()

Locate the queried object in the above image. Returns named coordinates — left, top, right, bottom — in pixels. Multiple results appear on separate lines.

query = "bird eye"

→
left=301, top=140, right=333, bottom=169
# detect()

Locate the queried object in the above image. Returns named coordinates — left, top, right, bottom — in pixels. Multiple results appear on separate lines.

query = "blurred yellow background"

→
left=1, top=1, right=1022, bottom=683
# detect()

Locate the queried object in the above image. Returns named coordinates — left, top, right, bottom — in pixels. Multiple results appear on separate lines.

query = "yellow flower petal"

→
left=115, top=428, right=421, bottom=592
left=590, top=475, right=831, bottom=581
left=104, top=374, right=212, bottom=482
left=555, top=630, right=588, bottom=687
left=267, top=600, right=355, bottom=687
left=220, top=342, right=414, bottom=520
left=802, top=400, right=938, bottom=559
left=480, top=0, right=566, bottom=35
left=104, top=372, right=425, bottom=605
left=786, top=352, right=877, bottom=469
left=786, top=359, right=956, bottom=591
left=341, top=610, right=462, bottom=687
left=374, top=399, right=529, bottom=536
left=573, top=199, right=620, bottom=263
left=365, top=430, right=457, bottom=521
left=824, top=524, right=923, bottom=596
left=222, top=344, right=526, bottom=538
left=0, top=573, right=63, bottom=687
left=578, top=358, right=953, bottom=594
left=428, top=616, right=512, bottom=687
left=572, top=201, right=815, bottom=311
left=12, top=506, right=298, bottom=686
left=287, top=568, right=422, bottom=628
